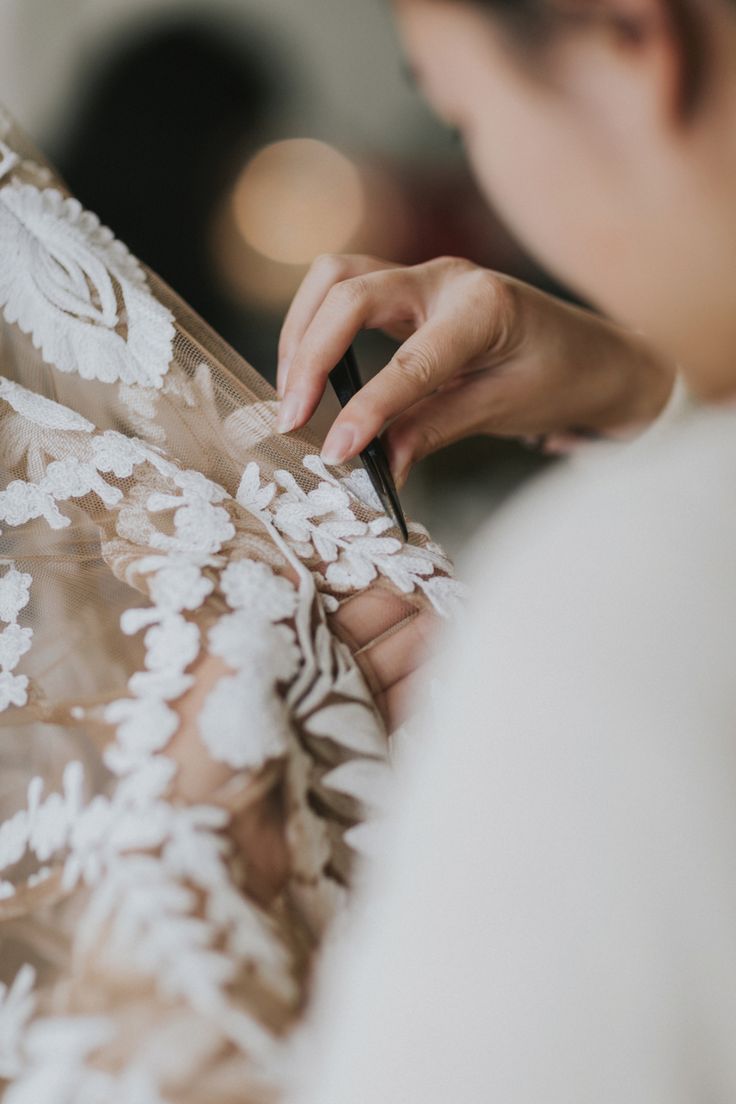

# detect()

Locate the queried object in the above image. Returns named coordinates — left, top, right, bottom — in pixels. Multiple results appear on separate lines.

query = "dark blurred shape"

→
left=55, top=15, right=289, bottom=377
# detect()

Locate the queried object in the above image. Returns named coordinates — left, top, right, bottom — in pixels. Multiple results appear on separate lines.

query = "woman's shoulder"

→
left=422, top=402, right=736, bottom=795
left=455, top=402, right=736, bottom=707
left=470, top=401, right=736, bottom=598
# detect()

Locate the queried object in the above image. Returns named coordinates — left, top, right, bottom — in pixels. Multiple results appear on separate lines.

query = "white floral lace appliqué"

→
left=238, top=456, right=465, bottom=616
left=0, top=194, right=465, bottom=1095
left=0, top=182, right=175, bottom=387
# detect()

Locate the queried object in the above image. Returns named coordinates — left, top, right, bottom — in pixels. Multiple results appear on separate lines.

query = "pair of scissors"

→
left=329, top=347, right=409, bottom=542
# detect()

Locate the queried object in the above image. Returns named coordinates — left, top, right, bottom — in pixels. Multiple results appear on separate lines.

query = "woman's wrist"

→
left=601, top=335, right=677, bottom=437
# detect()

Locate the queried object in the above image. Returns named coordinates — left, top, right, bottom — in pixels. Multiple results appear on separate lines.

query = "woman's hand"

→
left=277, top=254, right=675, bottom=485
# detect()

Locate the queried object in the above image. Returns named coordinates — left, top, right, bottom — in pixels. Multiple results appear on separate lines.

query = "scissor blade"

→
left=329, top=348, right=409, bottom=542
left=361, top=443, right=409, bottom=542
left=380, top=468, right=409, bottom=542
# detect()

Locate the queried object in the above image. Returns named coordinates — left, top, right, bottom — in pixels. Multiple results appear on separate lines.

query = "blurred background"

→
left=0, top=0, right=560, bottom=559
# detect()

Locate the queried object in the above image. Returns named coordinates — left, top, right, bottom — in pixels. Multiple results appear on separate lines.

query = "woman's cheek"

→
left=467, top=119, right=608, bottom=298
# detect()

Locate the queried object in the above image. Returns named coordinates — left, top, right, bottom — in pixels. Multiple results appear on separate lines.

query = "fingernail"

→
left=388, top=446, right=411, bottom=490
left=393, top=466, right=409, bottom=490
left=277, top=392, right=303, bottom=433
left=321, top=425, right=356, bottom=465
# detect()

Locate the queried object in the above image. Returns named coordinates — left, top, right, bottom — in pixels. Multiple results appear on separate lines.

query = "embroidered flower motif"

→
left=0, top=479, right=66, bottom=530
left=146, top=558, right=215, bottom=614
left=209, top=613, right=299, bottom=679
left=239, top=454, right=465, bottom=613
left=0, top=423, right=176, bottom=537
left=92, top=431, right=163, bottom=479
left=0, top=670, right=29, bottom=710
left=199, top=673, right=290, bottom=771
left=146, top=489, right=234, bottom=557
left=201, top=556, right=301, bottom=769
left=104, top=697, right=180, bottom=766
left=236, top=461, right=277, bottom=513
left=0, top=567, right=31, bottom=622
left=0, top=183, right=175, bottom=387
left=220, top=560, right=297, bottom=622
left=144, top=615, right=200, bottom=676
left=42, top=456, right=123, bottom=508
left=0, top=622, right=32, bottom=671
left=270, top=470, right=354, bottom=546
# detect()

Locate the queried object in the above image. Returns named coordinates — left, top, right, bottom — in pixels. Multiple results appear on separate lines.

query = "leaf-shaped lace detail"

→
left=0, top=183, right=174, bottom=387
left=0, top=377, right=94, bottom=432
left=237, top=454, right=466, bottom=614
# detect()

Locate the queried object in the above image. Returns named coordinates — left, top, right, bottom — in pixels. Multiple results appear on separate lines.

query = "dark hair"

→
left=468, top=0, right=709, bottom=115
left=470, top=0, right=554, bottom=28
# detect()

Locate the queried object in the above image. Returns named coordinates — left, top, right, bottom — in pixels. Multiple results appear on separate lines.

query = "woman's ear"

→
left=584, top=0, right=707, bottom=119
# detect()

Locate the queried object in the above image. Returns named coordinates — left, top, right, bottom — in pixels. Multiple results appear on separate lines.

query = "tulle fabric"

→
left=0, top=107, right=461, bottom=1102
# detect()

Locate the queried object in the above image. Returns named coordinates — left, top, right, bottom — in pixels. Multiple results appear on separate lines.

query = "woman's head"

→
left=393, top=0, right=736, bottom=395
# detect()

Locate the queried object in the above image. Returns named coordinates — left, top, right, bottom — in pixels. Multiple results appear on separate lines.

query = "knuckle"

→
left=414, top=420, right=446, bottom=458
left=312, top=252, right=347, bottom=280
left=466, top=269, right=517, bottom=352
left=325, top=276, right=368, bottom=311
left=469, top=266, right=506, bottom=304
left=472, top=268, right=513, bottom=317
left=425, top=255, right=475, bottom=280
left=391, top=345, right=437, bottom=390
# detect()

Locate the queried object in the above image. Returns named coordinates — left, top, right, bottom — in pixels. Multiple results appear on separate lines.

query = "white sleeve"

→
left=292, top=411, right=736, bottom=1104
left=632, top=370, right=693, bottom=445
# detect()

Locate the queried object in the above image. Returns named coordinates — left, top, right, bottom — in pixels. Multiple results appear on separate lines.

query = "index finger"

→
left=277, top=254, right=400, bottom=396
left=277, top=265, right=417, bottom=433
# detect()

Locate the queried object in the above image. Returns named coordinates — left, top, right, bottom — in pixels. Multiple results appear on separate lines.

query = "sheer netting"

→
left=0, top=106, right=463, bottom=1102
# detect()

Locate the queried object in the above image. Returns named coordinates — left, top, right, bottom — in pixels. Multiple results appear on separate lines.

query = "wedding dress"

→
left=0, top=107, right=461, bottom=1103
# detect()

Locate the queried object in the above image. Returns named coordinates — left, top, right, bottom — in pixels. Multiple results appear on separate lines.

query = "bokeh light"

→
left=231, top=138, right=365, bottom=265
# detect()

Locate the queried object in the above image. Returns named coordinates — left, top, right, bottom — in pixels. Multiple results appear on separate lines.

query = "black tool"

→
left=329, top=346, right=409, bottom=542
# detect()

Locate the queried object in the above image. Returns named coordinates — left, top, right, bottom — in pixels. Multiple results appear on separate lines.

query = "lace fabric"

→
left=0, top=107, right=462, bottom=1102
